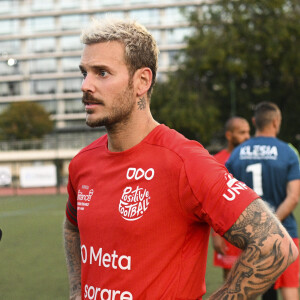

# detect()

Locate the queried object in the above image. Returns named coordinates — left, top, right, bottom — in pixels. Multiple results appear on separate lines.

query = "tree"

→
left=152, top=0, right=300, bottom=147
left=151, top=77, right=221, bottom=145
left=0, top=102, right=54, bottom=141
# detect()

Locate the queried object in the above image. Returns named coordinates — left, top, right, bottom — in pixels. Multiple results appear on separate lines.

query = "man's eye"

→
left=99, top=70, right=108, bottom=77
left=81, top=71, right=87, bottom=78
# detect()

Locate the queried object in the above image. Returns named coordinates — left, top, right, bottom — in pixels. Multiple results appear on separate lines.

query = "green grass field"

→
left=0, top=194, right=299, bottom=299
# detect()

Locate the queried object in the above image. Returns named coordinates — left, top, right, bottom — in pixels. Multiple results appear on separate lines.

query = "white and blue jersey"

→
left=226, top=137, right=300, bottom=238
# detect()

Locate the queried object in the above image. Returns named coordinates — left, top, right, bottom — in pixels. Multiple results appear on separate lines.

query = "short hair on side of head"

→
left=254, top=101, right=280, bottom=131
left=81, top=17, right=159, bottom=97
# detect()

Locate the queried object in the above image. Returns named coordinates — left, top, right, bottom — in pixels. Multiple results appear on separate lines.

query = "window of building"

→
left=129, top=9, right=160, bottom=26
left=0, top=19, right=19, bottom=35
left=149, top=29, right=161, bottom=45
left=63, top=78, right=82, bottom=93
left=94, top=11, right=124, bottom=19
left=0, top=40, right=20, bottom=55
left=162, top=7, right=191, bottom=25
left=60, top=14, right=87, bottom=30
left=28, top=37, right=56, bottom=52
left=0, top=1, right=13, bottom=14
left=64, top=120, right=86, bottom=128
left=0, top=82, right=21, bottom=96
left=29, top=58, right=57, bottom=74
left=61, top=36, right=82, bottom=51
left=32, top=0, right=54, bottom=11
left=28, top=17, right=55, bottom=32
left=58, top=0, right=80, bottom=9
left=31, top=80, right=57, bottom=94
left=37, top=100, right=57, bottom=114
left=94, top=0, right=123, bottom=6
left=61, top=57, right=81, bottom=72
left=166, top=27, right=193, bottom=44
left=130, top=0, right=154, bottom=4
left=65, top=99, right=83, bottom=114
left=0, top=61, right=20, bottom=75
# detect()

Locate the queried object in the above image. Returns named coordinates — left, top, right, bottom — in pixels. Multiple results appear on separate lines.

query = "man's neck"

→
left=106, top=114, right=159, bottom=152
left=255, top=128, right=277, bottom=137
left=226, top=145, right=234, bottom=154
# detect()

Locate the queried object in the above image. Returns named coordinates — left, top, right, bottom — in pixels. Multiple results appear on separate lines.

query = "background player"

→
left=226, top=101, right=300, bottom=300
left=212, top=116, right=250, bottom=280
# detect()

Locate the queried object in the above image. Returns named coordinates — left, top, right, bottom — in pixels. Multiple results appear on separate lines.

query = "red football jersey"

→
left=213, top=149, right=230, bottom=165
left=66, top=125, right=258, bottom=300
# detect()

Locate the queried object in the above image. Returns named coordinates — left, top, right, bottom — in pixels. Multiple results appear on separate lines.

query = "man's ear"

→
left=225, top=130, right=232, bottom=142
left=252, top=117, right=256, bottom=127
left=135, top=68, right=152, bottom=97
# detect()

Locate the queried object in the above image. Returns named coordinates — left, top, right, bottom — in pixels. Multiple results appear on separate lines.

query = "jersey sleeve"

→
left=179, top=145, right=258, bottom=236
left=66, top=174, right=78, bottom=226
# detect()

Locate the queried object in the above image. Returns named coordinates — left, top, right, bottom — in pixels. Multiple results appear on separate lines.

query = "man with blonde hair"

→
left=63, top=19, right=298, bottom=300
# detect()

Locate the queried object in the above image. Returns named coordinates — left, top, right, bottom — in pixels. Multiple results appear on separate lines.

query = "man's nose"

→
left=81, top=74, right=95, bottom=93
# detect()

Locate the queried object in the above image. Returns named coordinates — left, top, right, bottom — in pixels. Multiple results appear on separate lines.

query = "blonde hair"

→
left=81, top=17, right=159, bottom=97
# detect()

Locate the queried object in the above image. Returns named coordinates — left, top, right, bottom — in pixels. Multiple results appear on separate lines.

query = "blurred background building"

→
left=0, top=0, right=204, bottom=132
left=0, top=0, right=205, bottom=192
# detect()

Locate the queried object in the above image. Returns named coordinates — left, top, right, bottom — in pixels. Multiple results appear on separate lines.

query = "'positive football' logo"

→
left=119, top=186, right=151, bottom=221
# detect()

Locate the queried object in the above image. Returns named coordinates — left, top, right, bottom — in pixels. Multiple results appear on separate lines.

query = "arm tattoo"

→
left=64, top=220, right=81, bottom=298
left=137, top=97, right=146, bottom=110
left=209, top=199, right=296, bottom=299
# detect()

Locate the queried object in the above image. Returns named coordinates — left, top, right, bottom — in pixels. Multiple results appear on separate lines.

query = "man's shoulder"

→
left=147, top=125, right=208, bottom=159
left=73, top=134, right=107, bottom=159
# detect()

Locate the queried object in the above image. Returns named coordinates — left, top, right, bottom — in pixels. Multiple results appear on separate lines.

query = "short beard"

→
left=83, top=80, right=135, bottom=129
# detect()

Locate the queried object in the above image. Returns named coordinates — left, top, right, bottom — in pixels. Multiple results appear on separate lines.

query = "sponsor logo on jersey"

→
left=119, top=186, right=150, bottom=221
left=81, top=245, right=131, bottom=270
left=77, top=187, right=94, bottom=211
left=119, top=167, right=153, bottom=221
left=223, top=173, right=248, bottom=201
left=126, top=167, right=155, bottom=181
left=240, top=145, right=278, bottom=160
left=84, top=284, right=132, bottom=300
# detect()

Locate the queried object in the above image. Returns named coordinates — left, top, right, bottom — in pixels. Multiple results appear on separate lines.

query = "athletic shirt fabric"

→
left=213, top=149, right=230, bottom=165
left=66, top=124, right=258, bottom=300
left=226, top=136, right=300, bottom=238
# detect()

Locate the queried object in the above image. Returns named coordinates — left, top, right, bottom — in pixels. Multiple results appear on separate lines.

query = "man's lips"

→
left=83, top=102, right=104, bottom=110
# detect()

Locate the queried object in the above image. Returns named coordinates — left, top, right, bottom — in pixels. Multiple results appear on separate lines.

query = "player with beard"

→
left=63, top=18, right=298, bottom=300
left=211, top=117, right=250, bottom=281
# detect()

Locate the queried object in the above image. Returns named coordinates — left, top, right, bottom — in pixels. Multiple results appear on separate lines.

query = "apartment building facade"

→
left=0, top=0, right=206, bottom=131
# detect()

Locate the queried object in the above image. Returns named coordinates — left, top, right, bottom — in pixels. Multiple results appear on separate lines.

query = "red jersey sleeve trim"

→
left=66, top=198, right=78, bottom=227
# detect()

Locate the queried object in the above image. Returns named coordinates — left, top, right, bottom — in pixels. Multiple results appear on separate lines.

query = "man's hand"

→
left=212, top=233, right=226, bottom=255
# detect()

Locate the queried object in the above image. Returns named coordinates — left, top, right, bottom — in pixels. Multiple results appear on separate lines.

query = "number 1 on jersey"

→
left=246, top=163, right=263, bottom=196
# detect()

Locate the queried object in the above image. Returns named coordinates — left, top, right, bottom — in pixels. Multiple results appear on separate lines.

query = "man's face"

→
left=230, top=120, right=250, bottom=147
left=80, top=41, right=136, bottom=128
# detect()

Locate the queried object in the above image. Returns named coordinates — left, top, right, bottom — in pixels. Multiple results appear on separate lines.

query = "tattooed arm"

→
left=209, top=199, right=298, bottom=299
left=63, top=218, right=81, bottom=300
